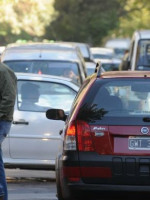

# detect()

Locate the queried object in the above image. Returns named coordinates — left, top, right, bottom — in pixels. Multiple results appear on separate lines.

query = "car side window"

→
left=17, top=80, right=77, bottom=112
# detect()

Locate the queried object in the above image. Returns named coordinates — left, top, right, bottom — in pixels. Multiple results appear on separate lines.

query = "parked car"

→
left=46, top=67, right=150, bottom=199
left=121, top=30, right=150, bottom=71
left=2, top=73, right=79, bottom=170
left=1, top=43, right=87, bottom=86
left=105, top=38, right=130, bottom=59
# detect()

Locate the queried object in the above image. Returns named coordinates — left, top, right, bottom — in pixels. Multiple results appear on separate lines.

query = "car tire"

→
left=56, top=167, right=76, bottom=200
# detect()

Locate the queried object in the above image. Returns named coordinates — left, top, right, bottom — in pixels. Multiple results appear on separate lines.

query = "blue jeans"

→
left=0, top=120, right=11, bottom=200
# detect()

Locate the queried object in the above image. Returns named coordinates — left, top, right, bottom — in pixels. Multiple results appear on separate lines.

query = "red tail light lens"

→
left=38, top=70, right=42, bottom=74
left=64, top=120, right=94, bottom=151
left=77, top=120, right=95, bottom=151
left=64, top=121, right=77, bottom=150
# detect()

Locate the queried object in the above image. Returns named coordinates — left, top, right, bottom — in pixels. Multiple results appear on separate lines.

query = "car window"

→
left=78, top=45, right=89, bottom=58
left=102, top=63, right=119, bottom=71
left=17, top=80, right=77, bottom=112
left=5, top=60, right=81, bottom=85
left=87, top=68, right=95, bottom=76
left=93, top=53, right=113, bottom=60
left=136, top=39, right=150, bottom=70
left=92, top=79, right=150, bottom=117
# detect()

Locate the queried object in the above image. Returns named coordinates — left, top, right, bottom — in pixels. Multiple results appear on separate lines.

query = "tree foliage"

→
left=0, top=0, right=55, bottom=44
left=45, top=0, right=125, bottom=45
left=1, top=0, right=150, bottom=46
left=112, top=0, right=150, bottom=38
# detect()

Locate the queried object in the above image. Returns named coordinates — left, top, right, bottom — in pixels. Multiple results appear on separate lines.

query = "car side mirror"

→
left=46, top=109, right=67, bottom=121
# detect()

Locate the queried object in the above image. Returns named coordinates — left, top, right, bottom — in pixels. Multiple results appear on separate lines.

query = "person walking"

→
left=0, top=63, right=17, bottom=200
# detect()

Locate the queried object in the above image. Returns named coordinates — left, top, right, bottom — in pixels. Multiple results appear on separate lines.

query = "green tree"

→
left=45, top=0, right=126, bottom=45
left=112, top=0, right=150, bottom=38
left=0, top=0, right=55, bottom=44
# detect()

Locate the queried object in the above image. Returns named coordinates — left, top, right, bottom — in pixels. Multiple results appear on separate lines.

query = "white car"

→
left=1, top=42, right=86, bottom=86
left=2, top=73, right=79, bottom=170
left=121, top=30, right=150, bottom=71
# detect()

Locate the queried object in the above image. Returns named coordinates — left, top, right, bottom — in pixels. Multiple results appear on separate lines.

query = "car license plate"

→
left=128, top=137, right=150, bottom=150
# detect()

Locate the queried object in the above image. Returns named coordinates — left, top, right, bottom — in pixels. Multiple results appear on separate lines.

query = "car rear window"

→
left=78, top=78, right=150, bottom=125
left=5, top=60, right=81, bottom=85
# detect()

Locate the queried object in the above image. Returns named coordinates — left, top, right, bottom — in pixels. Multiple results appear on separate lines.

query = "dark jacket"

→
left=0, top=63, right=17, bottom=121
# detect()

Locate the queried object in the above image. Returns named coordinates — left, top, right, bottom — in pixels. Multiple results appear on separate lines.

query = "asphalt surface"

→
left=5, top=169, right=150, bottom=200
left=6, top=169, right=57, bottom=200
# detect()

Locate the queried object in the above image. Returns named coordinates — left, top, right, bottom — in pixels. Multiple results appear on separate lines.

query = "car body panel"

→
left=2, top=73, right=79, bottom=169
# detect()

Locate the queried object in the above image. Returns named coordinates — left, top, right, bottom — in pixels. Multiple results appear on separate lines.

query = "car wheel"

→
left=56, top=168, right=76, bottom=200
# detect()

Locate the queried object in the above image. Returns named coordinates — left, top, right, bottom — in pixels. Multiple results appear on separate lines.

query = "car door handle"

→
left=13, top=120, right=29, bottom=125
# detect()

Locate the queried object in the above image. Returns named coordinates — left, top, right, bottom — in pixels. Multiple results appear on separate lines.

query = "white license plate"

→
left=128, top=137, right=150, bottom=150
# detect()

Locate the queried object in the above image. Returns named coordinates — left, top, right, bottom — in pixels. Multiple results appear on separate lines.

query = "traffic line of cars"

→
left=3, top=36, right=150, bottom=199
left=1, top=42, right=88, bottom=170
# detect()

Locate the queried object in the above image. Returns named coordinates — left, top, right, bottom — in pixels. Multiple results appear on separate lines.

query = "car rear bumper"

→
left=68, top=181, right=150, bottom=192
left=58, top=152, right=150, bottom=187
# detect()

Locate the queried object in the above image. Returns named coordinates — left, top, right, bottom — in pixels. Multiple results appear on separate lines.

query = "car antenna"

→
left=95, top=61, right=102, bottom=77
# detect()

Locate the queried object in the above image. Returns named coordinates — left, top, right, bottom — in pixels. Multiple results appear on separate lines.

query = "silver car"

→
left=2, top=73, right=79, bottom=170
left=1, top=43, right=86, bottom=86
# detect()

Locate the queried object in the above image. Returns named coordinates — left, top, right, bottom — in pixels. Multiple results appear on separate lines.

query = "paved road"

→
left=5, top=169, right=150, bottom=200
left=6, top=169, right=57, bottom=200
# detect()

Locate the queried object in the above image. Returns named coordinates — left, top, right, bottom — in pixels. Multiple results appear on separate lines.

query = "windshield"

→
left=5, top=60, right=81, bottom=85
left=136, top=39, right=150, bottom=70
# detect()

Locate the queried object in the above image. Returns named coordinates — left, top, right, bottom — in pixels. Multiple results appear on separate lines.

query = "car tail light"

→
left=38, top=70, right=42, bottom=74
left=64, top=121, right=77, bottom=150
left=77, top=120, right=95, bottom=151
left=64, top=120, right=94, bottom=151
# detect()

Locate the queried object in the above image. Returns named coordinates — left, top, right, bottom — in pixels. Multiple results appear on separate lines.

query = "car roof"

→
left=105, top=38, right=130, bottom=49
left=15, top=72, right=79, bottom=88
left=56, top=41, right=92, bottom=58
left=6, top=42, right=78, bottom=51
left=134, top=30, right=150, bottom=39
left=2, top=44, right=81, bottom=62
left=91, top=47, right=114, bottom=54
left=98, top=70, right=150, bottom=79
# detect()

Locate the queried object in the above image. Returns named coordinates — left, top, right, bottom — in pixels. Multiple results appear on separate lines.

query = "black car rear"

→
left=46, top=69, right=150, bottom=200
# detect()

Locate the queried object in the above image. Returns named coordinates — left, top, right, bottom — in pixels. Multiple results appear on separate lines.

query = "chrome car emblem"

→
left=93, top=127, right=105, bottom=131
left=95, top=132, right=104, bottom=137
left=141, top=127, right=149, bottom=135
